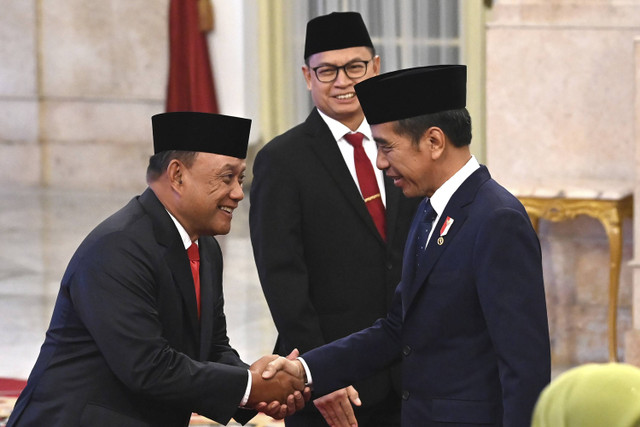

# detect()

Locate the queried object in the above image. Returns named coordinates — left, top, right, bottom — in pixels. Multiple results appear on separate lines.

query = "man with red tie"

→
left=7, top=112, right=306, bottom=427
left=250, top=11, right=420, bottom=427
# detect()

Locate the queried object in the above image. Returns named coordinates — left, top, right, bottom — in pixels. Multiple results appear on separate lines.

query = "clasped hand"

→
left=259, top=354, right=361, bottom=427
left=248, top=349, right=309, bottom=419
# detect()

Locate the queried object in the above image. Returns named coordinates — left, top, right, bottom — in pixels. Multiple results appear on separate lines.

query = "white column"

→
left=625, top=37, right=640, bottom=366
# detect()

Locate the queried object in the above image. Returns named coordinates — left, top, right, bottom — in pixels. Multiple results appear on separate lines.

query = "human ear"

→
left=302, top=65, right=312, bottom=90
left=167, top=159, right=184, bottom=189
left=424, top=127, right=446, bottom=160
left=372, top=55, right=381, bottom=76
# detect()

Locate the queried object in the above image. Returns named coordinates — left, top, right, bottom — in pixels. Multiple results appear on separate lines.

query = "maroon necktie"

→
left=344, top=132, right=387, bottom=241
left=187, top=243, right=201, bottom=318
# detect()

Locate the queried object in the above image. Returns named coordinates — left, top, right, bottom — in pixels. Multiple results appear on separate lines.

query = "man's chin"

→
left=211, top=224, right=232, bottom=236
left=401, top=187, right=421, bottom=199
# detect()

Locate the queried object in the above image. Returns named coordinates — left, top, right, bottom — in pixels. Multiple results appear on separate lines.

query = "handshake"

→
left=247, top=349, right=308, bottom=418
left=247, top=350, right=362, bottom=426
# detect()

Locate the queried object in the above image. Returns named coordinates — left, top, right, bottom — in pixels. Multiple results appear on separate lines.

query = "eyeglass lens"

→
left=314, top=60, right=369, bottom=82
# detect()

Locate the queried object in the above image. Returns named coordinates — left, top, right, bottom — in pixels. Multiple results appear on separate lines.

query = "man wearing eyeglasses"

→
left=250, top=11, right=420, bottom=427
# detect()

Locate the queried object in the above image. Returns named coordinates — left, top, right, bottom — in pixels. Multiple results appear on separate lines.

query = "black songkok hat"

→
left=151, top=112, right=251, bottom=159
left=354, top=65, right=467, bottom=125
left=304, top=12, right=373, bottom=59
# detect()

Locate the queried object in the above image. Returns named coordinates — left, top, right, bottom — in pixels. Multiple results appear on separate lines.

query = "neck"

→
left=319, top=108, right=365, bottom=132
left=149, top=181, right=199, bottom=243
left=341, top=115, right=364, bottom=132
left=436, top=149, right=472, bottom=189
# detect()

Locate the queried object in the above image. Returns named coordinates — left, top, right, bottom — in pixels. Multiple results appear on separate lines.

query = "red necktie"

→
left=344, top=132, right=387, bottom=241
left=187, top=243, right=201, bottom=318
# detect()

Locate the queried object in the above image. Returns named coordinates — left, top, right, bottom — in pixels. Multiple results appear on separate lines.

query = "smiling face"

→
left=174, top=152, right=246, bottom=239
left=372, top=121, right=440, bottom=198
left=302, top=46, right=380, bottom=129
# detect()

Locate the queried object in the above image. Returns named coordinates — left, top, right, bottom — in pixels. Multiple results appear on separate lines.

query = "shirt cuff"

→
left=297, top=357, right=313, bottom=387
left=239, top=369, right=251, bottom=407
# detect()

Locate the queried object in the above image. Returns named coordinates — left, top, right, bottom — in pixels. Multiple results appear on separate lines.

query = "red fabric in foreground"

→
left=0, top=378, right=27, bottom=398
left=166, top=0, right=219, bottom=113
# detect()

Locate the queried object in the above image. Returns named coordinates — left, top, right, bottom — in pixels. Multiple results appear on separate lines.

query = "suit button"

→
left=385, top=261, right=393, bottom=270
left=402, top=390, right=410, bottom=400
left=402, top=345, right=412, bottom=356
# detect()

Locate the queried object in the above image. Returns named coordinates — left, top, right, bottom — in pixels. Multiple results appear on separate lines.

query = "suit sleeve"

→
left=69, top=234, right=250, bottom=425
left=474, top=207, right=551, bottom=427
left=302, top=286, right=404, bottom=397
left=249, top=146, right=327, bottom=352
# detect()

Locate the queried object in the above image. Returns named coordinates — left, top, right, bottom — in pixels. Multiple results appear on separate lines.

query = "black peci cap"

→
left=304, top=12, right=373, bottom=59
left=151, top=112, right=251, bottom=159
left=354, top=65, right=467, bottom=125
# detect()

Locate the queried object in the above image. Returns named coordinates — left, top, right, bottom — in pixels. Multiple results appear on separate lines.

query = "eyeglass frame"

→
left=310, top=58, right=374, bottom=83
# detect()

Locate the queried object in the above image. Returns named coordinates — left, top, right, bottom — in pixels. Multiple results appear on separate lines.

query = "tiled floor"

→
left=0, top=185, right=278, bottom=380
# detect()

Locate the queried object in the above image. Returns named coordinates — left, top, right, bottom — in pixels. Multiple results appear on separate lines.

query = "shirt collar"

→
left=429, top=155, right=481, bottom=217
left=165, top=209, right=196, bottom=250
left=316, top=108, right=373, bottom=143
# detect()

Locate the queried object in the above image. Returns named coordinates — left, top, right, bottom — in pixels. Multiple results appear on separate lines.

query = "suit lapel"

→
left=402, top=167, right=491, bottom=317
left=139, top=189, right=201, bottom=340
left=404, top=204, right=468, bottom=308
left=167, top=246, right=201, bottom=339
left=304, top=109, right=386, bottom=244
left=198, top=237, right=217, bottom=359
left=399, top=208, right=423, bottom=293
left=383, top=175, right=403, bottom=245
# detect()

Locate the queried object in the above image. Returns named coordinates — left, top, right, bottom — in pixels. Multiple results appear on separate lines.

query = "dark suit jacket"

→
left=249, top=108, right=420, bottom=410
left=302, top=166, right=551, bottom=426
left=8, top=188, right=255, bottom=427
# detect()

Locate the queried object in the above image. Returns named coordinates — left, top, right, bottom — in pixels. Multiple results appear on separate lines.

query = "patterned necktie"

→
left=187, top=243, right=201, bottom=318
left=344, top=132, right=387, bottom=241
left=415, top=199, right=437, bottom=269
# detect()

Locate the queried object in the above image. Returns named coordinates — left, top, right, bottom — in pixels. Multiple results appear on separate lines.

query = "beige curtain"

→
left=257, top=0, right=298, bottom=143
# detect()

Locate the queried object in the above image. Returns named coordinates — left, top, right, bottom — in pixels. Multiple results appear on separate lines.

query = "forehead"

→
left=371, top=122, right=399, bottom=141
left=194, top=152, right=246, bottom=172
left=371, top=122, right=417, bottom=150
left=307, top=46, right=372, bottom=66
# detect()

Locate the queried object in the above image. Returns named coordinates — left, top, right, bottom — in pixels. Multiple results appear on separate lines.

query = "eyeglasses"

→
left=311, top=59, right=373, bottom=83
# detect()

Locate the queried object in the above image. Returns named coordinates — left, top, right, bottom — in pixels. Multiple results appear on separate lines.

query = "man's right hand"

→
left=247, top=350, right=307, bottom=409
left=247, top=356, right=303, bottom=407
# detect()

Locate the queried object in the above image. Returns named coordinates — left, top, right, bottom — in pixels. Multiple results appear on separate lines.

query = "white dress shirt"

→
left=424, top=155, right=480, bottom=245
left=166, top=210, right=252, bottom=406
left=317, top=109, right=387, bottom=206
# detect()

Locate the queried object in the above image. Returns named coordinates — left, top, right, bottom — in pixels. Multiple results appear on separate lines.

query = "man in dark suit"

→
left=249, top=11, right=420, bottom=427
left=7, top=112, right=306, bottom=427
left=263, top=65, right=552, bottom=426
